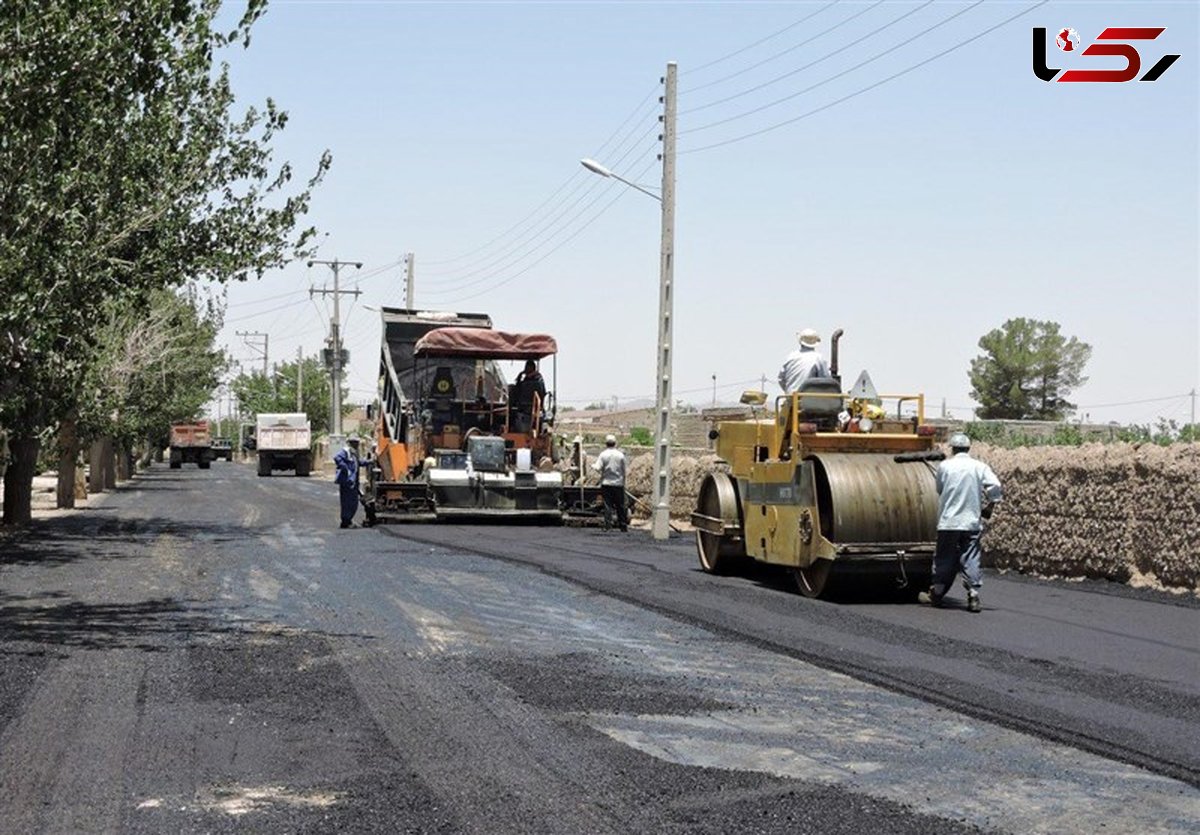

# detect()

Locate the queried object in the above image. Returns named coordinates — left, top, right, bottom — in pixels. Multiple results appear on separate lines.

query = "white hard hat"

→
left=949, top=432, right=971, bottom=450
left=605, top=434, right=617, bottom=445
left=797, top=328, right=821, bottom=346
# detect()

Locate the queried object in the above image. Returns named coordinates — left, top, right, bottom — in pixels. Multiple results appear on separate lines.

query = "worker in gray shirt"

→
left=920, top=432, right=1002, bottom=613
left=778, top=328, right=830, bottom=392
left=595, top=434, right=628, bottom=532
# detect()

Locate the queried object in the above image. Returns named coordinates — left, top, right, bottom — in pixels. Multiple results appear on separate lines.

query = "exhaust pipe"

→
left=830, top=328, right=844, bottom=379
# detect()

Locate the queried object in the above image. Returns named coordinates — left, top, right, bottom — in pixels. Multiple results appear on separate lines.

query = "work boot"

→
left=967, top=593, right=982, bottom=614
left=917, top=590, right=942, bottom=607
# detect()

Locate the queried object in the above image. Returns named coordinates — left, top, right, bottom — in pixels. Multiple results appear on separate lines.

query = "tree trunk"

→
left=89, top=439, right=106, bottom=493
left=2, top=435, right=40, bottom=526
left=116, top=445, right=131, bottom=481
left=56, top=416, right=79, bottom=509
left=103, top=437, right=116, bottom=489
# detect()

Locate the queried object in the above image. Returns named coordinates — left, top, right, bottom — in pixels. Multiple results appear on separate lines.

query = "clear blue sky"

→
left=210, top=0, right=1199, bottom=427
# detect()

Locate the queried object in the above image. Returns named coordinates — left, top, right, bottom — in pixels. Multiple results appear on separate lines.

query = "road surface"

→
left=1, top=462, right=1197, bottom=833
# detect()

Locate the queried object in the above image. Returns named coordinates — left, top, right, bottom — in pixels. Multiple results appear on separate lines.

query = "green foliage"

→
left=80, top=286, right=228, bottom=449
left=0, top=0, right=329, bottom=434
left=627, top=427, right=653, bottom=446
left=968, top=318, right=1092, bottom=420
left=230, top=356, right=336, bottom=434
left=963, top=418, right=1196, bottom=448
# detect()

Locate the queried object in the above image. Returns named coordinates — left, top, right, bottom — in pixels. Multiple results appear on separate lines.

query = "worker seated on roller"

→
left=778, top=328, right=830, bottom=393
left=511, top=360, right=546, bottom=433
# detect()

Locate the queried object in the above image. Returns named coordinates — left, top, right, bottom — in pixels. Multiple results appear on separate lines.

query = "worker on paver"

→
left=920, top=432, right=1003, bottom=613
left=334, top=437, right=362, bottom=529
left=595, top=434, right=628, bottom=532
left=778, top=328, right=830, bottom=392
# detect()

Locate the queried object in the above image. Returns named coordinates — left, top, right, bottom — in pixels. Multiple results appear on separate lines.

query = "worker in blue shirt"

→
left=334, top=437, right=361, bottom=529
left=920, top=432, right=1002, bottom=613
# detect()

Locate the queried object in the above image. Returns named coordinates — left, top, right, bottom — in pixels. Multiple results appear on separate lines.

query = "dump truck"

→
left=256, top=413, right=312, bottom=477
left=691, top=329, right=941, bottom=599
left=363, top=307, right=566, bottom=523
left=168, top=421, right=212, bottom=469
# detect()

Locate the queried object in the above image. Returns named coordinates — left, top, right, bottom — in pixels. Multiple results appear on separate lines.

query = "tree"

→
left=1, top=1, right=329, bottom=523
left=968, top=318, right=1092, bottom=420
left=231, top=356, right=337, bottom=434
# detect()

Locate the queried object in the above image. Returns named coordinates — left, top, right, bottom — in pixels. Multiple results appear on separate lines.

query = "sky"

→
left=208, top=0, right=1199, bottom=428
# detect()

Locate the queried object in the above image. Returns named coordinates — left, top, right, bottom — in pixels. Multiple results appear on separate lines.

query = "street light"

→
left=579, top=61, right=677, bottom=540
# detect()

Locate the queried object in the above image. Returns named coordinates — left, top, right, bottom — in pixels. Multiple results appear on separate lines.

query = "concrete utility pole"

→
left=309, top=258, right=362, bottom=437
left=1191, top=388, right=1196, bottom=434
left=405, top=252, right=415, bottom=309
left=651, top=61, right=677, bottom=541
left=296, top=347, right=303, bottom=413
left=236, top=330, right=269, bottom=375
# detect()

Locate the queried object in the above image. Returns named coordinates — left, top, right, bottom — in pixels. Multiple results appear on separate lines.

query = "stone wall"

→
left=613, top=442, right=1200, bottom=592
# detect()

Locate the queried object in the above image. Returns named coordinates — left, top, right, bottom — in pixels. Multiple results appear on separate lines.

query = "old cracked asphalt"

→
left=1, top=462, right=1197, bottom=834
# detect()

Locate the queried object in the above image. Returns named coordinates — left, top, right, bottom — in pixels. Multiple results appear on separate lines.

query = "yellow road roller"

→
left=691, top=334, right=942, bottom=599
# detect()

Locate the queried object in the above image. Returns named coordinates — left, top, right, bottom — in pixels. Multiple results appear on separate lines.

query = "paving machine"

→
left=364, top=307, right=564, bottom=523
left=691, top=329, right=942, bottom=599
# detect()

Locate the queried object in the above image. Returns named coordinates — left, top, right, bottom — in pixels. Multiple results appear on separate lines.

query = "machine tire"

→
left=695, top=472, right=745, bottom=575
left=257, top=453, right=271, bottom=477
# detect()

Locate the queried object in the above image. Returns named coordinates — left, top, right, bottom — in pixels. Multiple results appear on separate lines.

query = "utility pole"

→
left=296, top=347, right=304, bottom=413
left=405, top=252, right=415, bottom=309
left=236, top=330, right=268, bottom=375
left=711, top=374, right=716, bottom=406
left=761, top=373, right=767, bottom=392
left=1191, top=388, right=1196, bottom=435
left=309, top=258, right=362, bottom=438
left=650, top=60, right=677, bottom=541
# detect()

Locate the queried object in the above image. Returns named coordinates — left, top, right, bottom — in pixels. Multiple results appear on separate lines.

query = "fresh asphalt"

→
left=0, top=461, right=1197, bottom=833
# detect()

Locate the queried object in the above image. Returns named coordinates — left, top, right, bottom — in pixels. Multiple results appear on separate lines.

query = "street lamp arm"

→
left=579, top=158, right=661, bottom=202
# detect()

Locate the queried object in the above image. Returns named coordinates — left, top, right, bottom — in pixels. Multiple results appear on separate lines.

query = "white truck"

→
left=256, top=413, right=312, bottom=477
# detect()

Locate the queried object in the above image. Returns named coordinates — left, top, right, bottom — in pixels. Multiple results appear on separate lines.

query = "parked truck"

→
left=169, top=421, right=212, bottom=469
left=256, top=413, right=312, bottom=477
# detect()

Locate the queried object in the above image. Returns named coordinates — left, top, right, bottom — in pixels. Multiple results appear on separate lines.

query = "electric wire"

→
left=420, top=128, right=662, bottom=291
left=681, top=0, right=1047, bottom=155
left=420, top=111, right=662, bottom=281
left=681, top=0, right=982, bottom=136
left=680, top=1, right=881, bottom=99
left=420, top=136, right=661, bottom=296
left=431, top=154, right=662, bottom=306
left=421, top=84, right=661, bottom=270
left=680, top=0, right=930, bottom=116
left=682, top=1, right=838, bottom=77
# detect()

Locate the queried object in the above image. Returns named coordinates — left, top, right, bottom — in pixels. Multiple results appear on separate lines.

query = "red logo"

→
left=1033, top=27, right=1180, bottom=82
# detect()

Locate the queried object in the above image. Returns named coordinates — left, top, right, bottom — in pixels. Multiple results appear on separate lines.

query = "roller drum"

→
left=808, top=452, right=938, bottom=545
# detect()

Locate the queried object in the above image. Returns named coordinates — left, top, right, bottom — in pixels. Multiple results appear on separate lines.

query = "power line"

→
left=420, top=136, right=661, bottom=295
left=682, top=0, right=982, bottom=137
left=681, top=0, right=840, bottom=76
left=430, top=154, right=663, bottom=306
left=681, top=1, right=882, bottom=100
left=680, top=0, right=930, bottom=117
left=421, top=85, right=661, bottom=271
left=420, top=124, right=661, bottom=283
left=681, top=0, right=1046, bottom=155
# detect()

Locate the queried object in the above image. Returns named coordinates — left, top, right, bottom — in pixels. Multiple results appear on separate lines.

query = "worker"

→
left=920, top=432, right=1002, bottom=613
left=594, top=434, right=628, bottom=532
left=334, top=437, right=362, bottom=529
left=778, top=328, right=830, bottom=392
left=512, top=360, right=546, bottom=432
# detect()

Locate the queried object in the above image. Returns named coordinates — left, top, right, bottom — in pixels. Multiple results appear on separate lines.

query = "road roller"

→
left=691, top=331, right=942, bottom=599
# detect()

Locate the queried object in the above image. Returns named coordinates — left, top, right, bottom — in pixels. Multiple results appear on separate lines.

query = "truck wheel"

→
left=169, top=460, right=181, bottom=470
left=257, top=454, right=271, bottom=477
left=198, top=459, right=210, bottom=470
left=295, top=454, right=311, bottom=477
